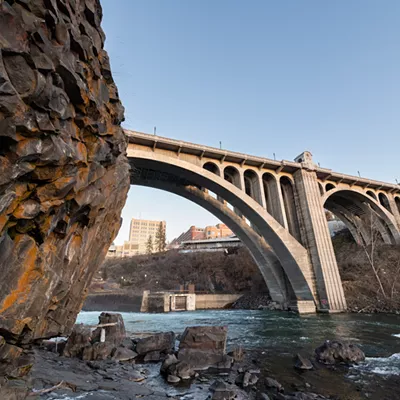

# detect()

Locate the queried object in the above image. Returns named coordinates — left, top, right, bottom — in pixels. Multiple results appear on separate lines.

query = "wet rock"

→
left=167, top=374, right=180, bottom=383
left=242, top=371, right=259, bottom=387
left=178, top=348, right=232, bottom=371
left=112, top=347, right=138, bottom=362
left=281, top=393, right=329, bottom=400
left=160, top=353, right=179, bottom=374
left=176, top=326, right=231, bottom=372
left=209, top=379, right=236, bottom=400
left=179, top=326, right=227, bottom=352
left=135, top=332, right=175, bottom=355
left=92, top=312, right=126, bottom=346
left=0, top=0, right=129, bottom=353
left=144, top=350, right=161, bottom=362
left=294, top=354, right=313, bottom=370
left=265, top=377, right=283, bottom=392
left=63, top=324, right=92, bottom=359
left=260, top=394, right=271, bottom=400
left=315, top=340, right=365, bottom=365
left=83, top=342, right=116, bottom=361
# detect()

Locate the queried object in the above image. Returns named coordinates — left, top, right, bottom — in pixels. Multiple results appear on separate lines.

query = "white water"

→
left=353, top=353, right=400, bottom=376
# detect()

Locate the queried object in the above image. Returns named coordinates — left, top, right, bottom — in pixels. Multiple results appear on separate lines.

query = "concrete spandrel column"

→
left=262, top=175, right=288, bottom=228
left=293, top=168, right=347, bottom=312
left=258, top=173, right=267, bottom=209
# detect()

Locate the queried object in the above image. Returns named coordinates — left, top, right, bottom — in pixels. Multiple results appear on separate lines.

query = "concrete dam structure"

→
left=127, top=130, right=400, bottom=314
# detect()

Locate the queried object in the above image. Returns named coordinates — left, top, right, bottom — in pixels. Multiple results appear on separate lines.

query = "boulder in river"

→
left=92, top=312, right=126, bottom=346
left=177, top=326, right=232, bottom=371
left=179, top=326, right=227, bottom=352
left=64, top=313, right=128, bottom=361
left=135, top=332, right=175, bottom=355
left=294, top=353, right=314, bottom=370
left=315, top=340, right=365, bottom=365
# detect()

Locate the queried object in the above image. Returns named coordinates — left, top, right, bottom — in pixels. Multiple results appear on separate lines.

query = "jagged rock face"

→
left=0, top=0, right=130, bottom=344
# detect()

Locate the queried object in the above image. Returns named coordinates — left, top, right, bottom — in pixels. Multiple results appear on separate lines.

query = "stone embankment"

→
left=1, top=313, right=370, bottom=399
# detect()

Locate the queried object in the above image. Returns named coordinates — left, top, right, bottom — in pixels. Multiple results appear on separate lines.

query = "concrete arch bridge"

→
left=127, top=131, right=400, bottom=313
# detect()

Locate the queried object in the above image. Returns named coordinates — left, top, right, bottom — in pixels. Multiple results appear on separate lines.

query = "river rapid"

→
left=77, top=309, right=400, bottom=399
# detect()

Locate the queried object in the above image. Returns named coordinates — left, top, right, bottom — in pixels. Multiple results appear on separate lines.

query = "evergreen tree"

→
left=146, top=235, right=153, bottom=255
left=155, top=222, right=166, bottom=252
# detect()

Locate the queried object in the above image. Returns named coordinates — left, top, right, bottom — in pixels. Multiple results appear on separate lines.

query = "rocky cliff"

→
left=0, top=0, right=129, bottom=344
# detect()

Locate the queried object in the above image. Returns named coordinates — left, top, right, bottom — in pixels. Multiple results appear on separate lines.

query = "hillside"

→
left=90, top=233, right=400, bottom=313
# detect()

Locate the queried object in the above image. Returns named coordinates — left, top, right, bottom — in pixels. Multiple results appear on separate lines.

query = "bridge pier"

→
left=293, top=167, right=347, bottom=312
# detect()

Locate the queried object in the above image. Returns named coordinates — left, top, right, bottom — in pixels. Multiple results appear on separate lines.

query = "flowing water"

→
left=77, top=309, right=400, bottom=379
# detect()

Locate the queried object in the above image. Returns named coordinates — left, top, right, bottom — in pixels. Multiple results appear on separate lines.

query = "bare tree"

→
left=358, top=207, right=387, bottom=298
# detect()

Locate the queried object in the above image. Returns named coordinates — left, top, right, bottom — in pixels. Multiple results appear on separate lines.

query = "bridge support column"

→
left=293, top=169, right=347, bottom=312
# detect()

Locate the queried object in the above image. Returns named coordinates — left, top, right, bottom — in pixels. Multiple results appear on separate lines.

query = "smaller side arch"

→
left=395, top=197, right=400, bottom=215
left=367, top=190, right=377, bottom=200
left=244, top=169, right=263, bottom=206
left=379, top=193, right=392, bottom=212
left=203, top=161, right=220, bottom=176
left=326, top=183, right=335, bottom=191
left=262, top=172, right=285, bottom=227
left=224, top=166, right=242, bottom=189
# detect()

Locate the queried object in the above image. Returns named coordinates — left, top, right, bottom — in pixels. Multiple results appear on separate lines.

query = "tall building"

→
left=106, top=218, right=166, bottom=258
left=129, top=218, right=166, bottom=255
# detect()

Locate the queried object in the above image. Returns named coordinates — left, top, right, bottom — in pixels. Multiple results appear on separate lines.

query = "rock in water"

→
left=294, top=353, right=314, bottom=370
left=92, top=313, right=126, bottom=346
left=179, top=326, right=227, bottom=352
left=0, top=0, right=129, bottom=347
left=315, top=340, right=365, bottom=365
left=177, top=326, right=232, bottom=371
left=135, top=332, right=175, bottom=355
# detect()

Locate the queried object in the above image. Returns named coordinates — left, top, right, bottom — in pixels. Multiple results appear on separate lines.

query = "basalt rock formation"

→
left=0, top=0, right=130, bottom=346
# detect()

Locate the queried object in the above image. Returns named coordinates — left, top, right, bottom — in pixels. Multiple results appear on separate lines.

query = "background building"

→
left=107, top=218, right=166, bottom=257
left=170, top=223, right=233, bottom=248
left=129, top=218, right=166, bottom=255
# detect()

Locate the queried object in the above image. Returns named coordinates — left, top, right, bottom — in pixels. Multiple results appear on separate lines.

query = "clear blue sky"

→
left=100, top=0, right=400, bottom=244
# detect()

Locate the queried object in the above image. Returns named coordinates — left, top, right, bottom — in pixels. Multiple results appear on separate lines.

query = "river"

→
left=77, top=309, right=400, bottom=378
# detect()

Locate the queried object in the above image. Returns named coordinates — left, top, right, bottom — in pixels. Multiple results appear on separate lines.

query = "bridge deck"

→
left=126, top=130, right=399, bottom=193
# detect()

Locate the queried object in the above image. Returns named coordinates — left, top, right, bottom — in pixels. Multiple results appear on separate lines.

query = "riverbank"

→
left=95, top=238, right=400, bottom=315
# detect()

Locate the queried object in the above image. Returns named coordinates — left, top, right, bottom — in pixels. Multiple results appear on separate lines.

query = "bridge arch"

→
left=322, top=188, right=400, bottom=245
left=366, top=190, right=377, bottom=200
left=129, top=150, right=316, bottom=309
left=131, top=178, right=295, bottom=305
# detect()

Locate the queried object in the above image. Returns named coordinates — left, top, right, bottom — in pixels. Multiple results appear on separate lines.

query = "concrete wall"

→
left=196, top=294, right=242, bottom=310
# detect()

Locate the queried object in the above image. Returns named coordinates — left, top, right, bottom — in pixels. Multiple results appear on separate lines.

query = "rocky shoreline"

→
left=2, top=312, right=398, bottom=400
